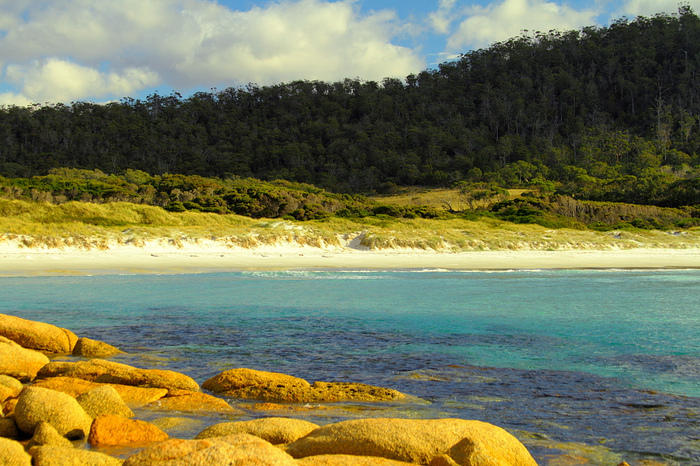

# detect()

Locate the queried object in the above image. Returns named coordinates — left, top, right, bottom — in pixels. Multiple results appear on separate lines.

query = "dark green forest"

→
left=2, top=7, right=700, bottom=215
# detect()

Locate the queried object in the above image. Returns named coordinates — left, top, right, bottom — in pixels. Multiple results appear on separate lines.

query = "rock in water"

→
left=195, top=417, right=320, bottom=444
left=123, top=433, right=297, bottom=465
left=29, top=445, right=123, bottom=466
left=14, top=386, right=93, bottom=439
left=296, top=455, right=417, bottom=465
left=202, top=368, right=405, bottom=402
left=72, top=337, right=123, bottom=358
left=0, top=437, right=32, bottom=466
left=0, top=313, right=77, bottom=353
left=309, top=381, right=406, bottom=402
left=285, top=418, right=538, bottom=466
left=37, top=359, right=199, bottom=391
left=147, top=390, right=237, bottom=414
left=202, top=368, right=311, bottom=400
left=88, top=414, right=169, bottom=447
left=0, top=336, right=50, bottom=382
left=76, top=384, right=134, bottom=418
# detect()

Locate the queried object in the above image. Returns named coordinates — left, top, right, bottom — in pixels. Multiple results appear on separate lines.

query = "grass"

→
left=1, top=198, right=699, bottom=251
left=370, top=188, right=528, bottom=211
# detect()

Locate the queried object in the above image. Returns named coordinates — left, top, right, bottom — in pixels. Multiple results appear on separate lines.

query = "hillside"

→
left=0, top=7, right=699, bottom=224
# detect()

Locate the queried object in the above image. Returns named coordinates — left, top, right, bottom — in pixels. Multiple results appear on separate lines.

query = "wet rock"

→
left=76, top=385, right=134, bottom=418
left=37, top=359, right=199, bottom=392
left=195, top=417, right=320, bottom=444
left=32, top=376, right=168, bottom=407
left=14, top=386, right=93, bottom=439
left=72, top=337, right=123, bottom=358
left=296, top=455, right=417, bottom=465
left=26, top=422, right=73, bottom=448
left=0, top=336, right=50, bottom=382
left=244, top=401, right=333, bottom=414
left=0, top=437, right=32, bottom=466
left=203, top=368, right=404, bottom=402
left=88, top=414, right=168, bottom=447
left=150, top=417, right=205, bottom=437
left=0, top=417, right=21, bottom=439
left=29, top=445, right=123, bottom=466
left=0, top=374, right=23, bottom=402
left=203, top=368, right=311, bottom=401
left=147, top=389, right=238, bottom=414
left=123, top=433, right=297, bottom=465
left=285, top=418, right=538, bottom=466
left=309, top=381, right=405, bottom=402
left=0, top=313, right=77, bottom=353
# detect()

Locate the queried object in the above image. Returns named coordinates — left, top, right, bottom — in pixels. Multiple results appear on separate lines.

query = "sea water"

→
left=1, top=269, right=699, bottom=464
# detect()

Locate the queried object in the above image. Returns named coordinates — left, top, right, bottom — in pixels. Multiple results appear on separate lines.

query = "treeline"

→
left=0, top=8, right=699, bottom=209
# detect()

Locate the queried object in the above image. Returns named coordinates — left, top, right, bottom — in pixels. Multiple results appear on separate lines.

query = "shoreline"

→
left=2, top=240, right=700, bottom=276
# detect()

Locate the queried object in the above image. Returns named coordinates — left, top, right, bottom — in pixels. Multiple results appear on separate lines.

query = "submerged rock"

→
left=195, top=417, right=320, bottom=444
left=0, top=336, right=50, bottom=382
left=88, top=414, right=169, bottom=447
left=147, top=389, right=238, bottom=414
left=0, top=313, right=77, bottom=353
left=14, top=386, right=93, bottom=439
left=150, top=416, right=205, bottom=437
left=0, top=437, right=32, bottom=466
left=296, top=455, right=416, bottom=465
left=76, top=384, right=134, bottom=418
left=285, top=418, right=538, bottom=466
left=29, top=445, right=123, bottom=466
left=202, top=368, right=405, bottom=403
left=37, top=359, right=199, bottom=392
left=72, top=337, right=123, bottom=358
left=32, top=376, right=168, bottom=406
left=123, top=433, right=297, bottom=466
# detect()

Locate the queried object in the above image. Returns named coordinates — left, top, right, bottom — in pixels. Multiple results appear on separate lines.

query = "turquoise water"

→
left=1, top=269, right=699, bottom=464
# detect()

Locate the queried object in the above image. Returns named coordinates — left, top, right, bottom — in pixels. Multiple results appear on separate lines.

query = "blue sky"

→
left=0, top=0, right=693, bottom=106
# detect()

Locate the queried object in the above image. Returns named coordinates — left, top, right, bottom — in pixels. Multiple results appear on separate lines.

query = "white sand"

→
left=1, top=237, right=700, bottom=275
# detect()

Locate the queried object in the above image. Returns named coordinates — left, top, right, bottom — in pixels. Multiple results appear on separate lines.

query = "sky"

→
left=0, top=0, right=695, bottom=106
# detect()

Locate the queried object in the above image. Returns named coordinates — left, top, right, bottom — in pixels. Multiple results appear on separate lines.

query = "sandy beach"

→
left=2, top=238, right=700, bottom=275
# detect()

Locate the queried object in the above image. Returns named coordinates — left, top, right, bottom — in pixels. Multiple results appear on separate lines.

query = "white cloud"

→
left=429, top=0, right=458, bottom=34
left=172, top=0, right=424, bottom=87
left=0, top=0, right=425, bottom=105
left=4, top=59, right=159, bottom=104
left=620, top=0, right=694, bottom=17
left=445, top=0, right=600, bottom=52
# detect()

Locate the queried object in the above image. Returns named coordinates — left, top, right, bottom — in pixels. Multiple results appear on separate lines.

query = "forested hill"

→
left=1, top=7, right=700, bottom=208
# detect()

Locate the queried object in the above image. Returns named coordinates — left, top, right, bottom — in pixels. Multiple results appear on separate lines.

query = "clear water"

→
left=1, top=269, right=699, bottom=464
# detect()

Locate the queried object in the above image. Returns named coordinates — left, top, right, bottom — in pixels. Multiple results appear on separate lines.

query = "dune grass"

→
left=1, top=198, right=699, bottom=251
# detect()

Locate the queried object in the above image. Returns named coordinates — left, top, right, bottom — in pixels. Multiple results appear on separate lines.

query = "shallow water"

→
left=1, top=269, right=699, bottom=464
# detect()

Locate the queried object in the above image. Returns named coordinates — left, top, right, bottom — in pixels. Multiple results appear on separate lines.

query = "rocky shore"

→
left=0, top=312, right=633, bottom=465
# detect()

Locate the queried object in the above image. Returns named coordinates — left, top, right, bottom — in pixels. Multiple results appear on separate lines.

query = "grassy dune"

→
left=1, top=198, right=699, bottom=251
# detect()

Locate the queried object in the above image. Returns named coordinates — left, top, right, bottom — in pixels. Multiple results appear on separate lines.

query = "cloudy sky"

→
left=0, top=0, right=694, bottom=106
